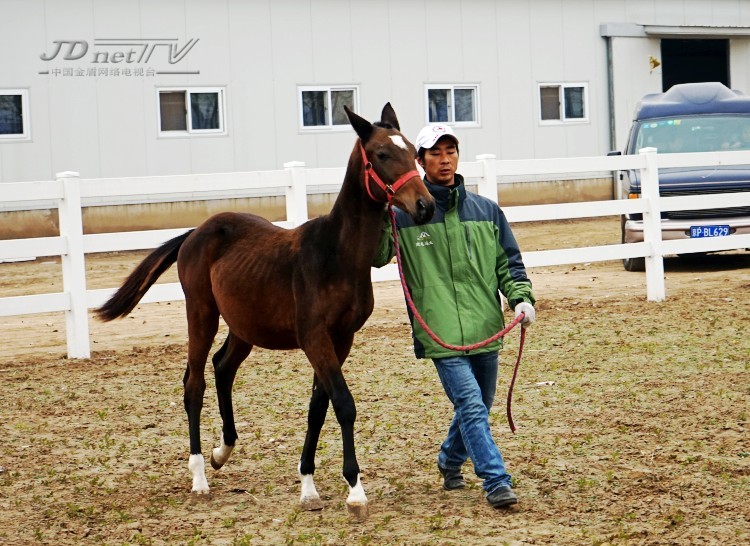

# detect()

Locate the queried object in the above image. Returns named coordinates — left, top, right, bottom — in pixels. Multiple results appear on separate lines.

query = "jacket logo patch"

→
left=416, top=231, right=433, bottom=247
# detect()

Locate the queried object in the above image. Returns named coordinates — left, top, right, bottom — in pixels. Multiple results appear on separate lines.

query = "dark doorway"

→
left=661, top=39, right=729, bottom=91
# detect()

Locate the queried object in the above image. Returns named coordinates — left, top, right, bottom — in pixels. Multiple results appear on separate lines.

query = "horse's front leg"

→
left=328, top=372, right=368, bottom=520
left=298, top=374, right=329, bottom=511
left=301, top=343, right=368, bottom=519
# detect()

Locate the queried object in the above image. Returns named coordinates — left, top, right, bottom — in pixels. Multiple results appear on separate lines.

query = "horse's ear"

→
left=344, top=105, right=373, bottom=142
left=380, top=102, right=400, bottom=131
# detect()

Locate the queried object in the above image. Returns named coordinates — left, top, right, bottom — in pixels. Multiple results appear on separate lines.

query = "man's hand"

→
left=514, top=302, right=535, bottom=328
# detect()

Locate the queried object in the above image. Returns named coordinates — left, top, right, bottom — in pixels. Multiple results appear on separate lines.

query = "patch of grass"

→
left=66, top=502, right=94, bottom=520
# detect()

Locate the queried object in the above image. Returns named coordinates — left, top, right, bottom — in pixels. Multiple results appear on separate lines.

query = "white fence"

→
left=1, top=148, right=750, bottom=359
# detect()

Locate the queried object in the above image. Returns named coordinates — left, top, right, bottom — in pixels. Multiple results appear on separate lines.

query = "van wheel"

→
left=623, top=255, right=646, bottom=272
left=621, top=216, right=645, bottom=271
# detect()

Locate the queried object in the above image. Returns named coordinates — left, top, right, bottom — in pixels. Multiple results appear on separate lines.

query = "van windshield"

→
left=632, top=115, right=750, bottom=154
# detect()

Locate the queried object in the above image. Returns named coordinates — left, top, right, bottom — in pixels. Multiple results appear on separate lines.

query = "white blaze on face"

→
left=389, top=135, right=408, bottom=150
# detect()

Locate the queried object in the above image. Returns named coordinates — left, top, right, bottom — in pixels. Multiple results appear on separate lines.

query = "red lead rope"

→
left=388, top=205, right=527, bottom=433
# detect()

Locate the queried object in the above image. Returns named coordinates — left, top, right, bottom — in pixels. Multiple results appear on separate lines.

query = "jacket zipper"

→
left=465, top=224, right=472, bottom=260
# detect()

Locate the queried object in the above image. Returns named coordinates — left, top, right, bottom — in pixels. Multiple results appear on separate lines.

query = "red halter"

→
left=359, top=142, right=419, bottom=203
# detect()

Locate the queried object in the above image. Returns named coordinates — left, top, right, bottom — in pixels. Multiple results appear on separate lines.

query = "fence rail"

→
left=2, top=148, right=750, bottom=358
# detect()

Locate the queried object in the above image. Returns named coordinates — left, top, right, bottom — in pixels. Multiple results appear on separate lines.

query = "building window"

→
left=0, top=89, right=30, bottom=140
left=426, top=85, right=479, bottom=125
left=299, top=86, right=358, bottom=130
left=158, top=88, right=225, bottom=135
left=539, top=83, right=588, bottom=123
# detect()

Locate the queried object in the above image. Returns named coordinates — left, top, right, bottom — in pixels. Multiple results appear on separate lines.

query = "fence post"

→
left=57, top=171, right=91, bottom=358
left=476, top=154, right=499, bottom=204
left=638, top=147, right=666, bottom=302
left=284, top=161, right=309, bottom=227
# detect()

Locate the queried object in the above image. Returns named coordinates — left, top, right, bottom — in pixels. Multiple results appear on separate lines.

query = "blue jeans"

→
left=433, top=351, right=512, bottom=494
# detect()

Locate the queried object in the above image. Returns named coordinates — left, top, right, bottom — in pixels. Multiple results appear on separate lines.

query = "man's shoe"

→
left=438, top=465, right=466, bottom=490
left=486, top=485, right=518, bottom=508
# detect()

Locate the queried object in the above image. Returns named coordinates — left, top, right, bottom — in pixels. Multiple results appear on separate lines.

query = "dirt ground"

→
left=0, top=217, right=748, bottom=545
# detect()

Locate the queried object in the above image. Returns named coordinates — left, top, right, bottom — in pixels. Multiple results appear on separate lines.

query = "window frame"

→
left=0, top=89, right=31, bottom=141
left=157, top=87, right=226, bottom=137
left=297, top=85, right=360, bottom=132
left=424, top=84, right=480, bottom=127
left=537, top=82, right=589, bottom=125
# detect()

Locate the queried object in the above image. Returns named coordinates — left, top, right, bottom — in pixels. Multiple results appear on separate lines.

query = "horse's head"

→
left=345, top=104, right=435, bottom=225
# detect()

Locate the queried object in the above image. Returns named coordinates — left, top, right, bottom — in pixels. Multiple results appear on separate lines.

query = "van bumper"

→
left=624, top=217, right=750, bottom=243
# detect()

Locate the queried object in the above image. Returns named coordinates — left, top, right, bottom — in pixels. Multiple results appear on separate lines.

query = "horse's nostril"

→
left=416, top=197, right=435, bottom=224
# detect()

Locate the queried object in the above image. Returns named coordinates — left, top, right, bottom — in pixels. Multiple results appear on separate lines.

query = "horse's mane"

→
left=373, top=121, right=394, bottom=130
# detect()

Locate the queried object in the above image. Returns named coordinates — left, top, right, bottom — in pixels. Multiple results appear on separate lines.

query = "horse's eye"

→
left=376, top=151, right=389, bottom=161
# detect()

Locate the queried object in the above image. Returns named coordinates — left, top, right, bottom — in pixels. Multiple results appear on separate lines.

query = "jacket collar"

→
left=424, top=173, right=466, bottom=211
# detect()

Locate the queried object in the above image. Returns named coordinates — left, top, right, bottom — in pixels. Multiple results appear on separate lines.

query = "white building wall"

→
left=2, top=0, right=750, bottom=183
left=731, top=38, right=750, bottom=89
left=609, top=37, right=663, bottom=151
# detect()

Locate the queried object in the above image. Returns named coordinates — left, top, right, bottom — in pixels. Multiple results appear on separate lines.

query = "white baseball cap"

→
left=414, top=124, right=459, bottom=153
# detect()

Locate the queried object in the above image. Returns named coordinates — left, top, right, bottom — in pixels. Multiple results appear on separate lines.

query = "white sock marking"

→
left=300, top=474, right=319, bottom=500
left=188, top=454, right=210, bottom=493
left=212, top=433, right=234, bottom=467
left=345, top=473, right=367, bottom=505
left=298, top=463, right=321, bottom=504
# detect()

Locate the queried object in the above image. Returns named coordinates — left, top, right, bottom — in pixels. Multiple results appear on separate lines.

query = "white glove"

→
left=514, top=302, right=535, bottom=328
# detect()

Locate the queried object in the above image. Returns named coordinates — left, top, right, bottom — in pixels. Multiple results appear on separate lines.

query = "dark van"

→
left=610, top=82, right=750, bottom=271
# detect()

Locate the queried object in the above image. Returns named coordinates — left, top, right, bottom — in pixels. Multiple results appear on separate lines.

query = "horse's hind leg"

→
left=210, top=331, right=252, bottom=470
left=183, top=299, right=220, bottom=494
left=298, top=374, right=330, bottom=511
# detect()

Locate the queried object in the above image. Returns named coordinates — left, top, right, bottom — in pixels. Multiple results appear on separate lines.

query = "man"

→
left=373, top=124, right=536, bottom=509
left=723, top=124, right=750, bottom=150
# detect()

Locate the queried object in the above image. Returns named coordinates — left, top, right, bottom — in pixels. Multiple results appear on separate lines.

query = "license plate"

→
left=689, top=225, right=730, bottom=238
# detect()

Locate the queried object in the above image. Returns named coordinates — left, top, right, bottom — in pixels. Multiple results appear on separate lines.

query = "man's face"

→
left=418, top=137, right=459, bottom=186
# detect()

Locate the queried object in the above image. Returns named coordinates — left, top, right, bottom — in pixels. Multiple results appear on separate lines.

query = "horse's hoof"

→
left=209, top=453, right=223, bottom=470
left=211, top=439, right=234, bottom=470
left=191, top=481, right=210, bottom=495
left=346, top=501, right=369, bottom=521
left=300, top=495, right=324, bottom=511
left=190, top=488, right=211, bottom=497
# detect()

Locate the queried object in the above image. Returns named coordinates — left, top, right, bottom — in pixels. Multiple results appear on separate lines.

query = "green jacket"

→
left=373, top=174, right=535, bottom=359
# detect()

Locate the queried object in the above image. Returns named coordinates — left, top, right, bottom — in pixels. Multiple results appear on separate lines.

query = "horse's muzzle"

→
left=414, top=197, right=435, bottom=225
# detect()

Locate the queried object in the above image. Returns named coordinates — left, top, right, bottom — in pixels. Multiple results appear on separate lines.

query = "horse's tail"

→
left=95, top=230, right=194, bottom=321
